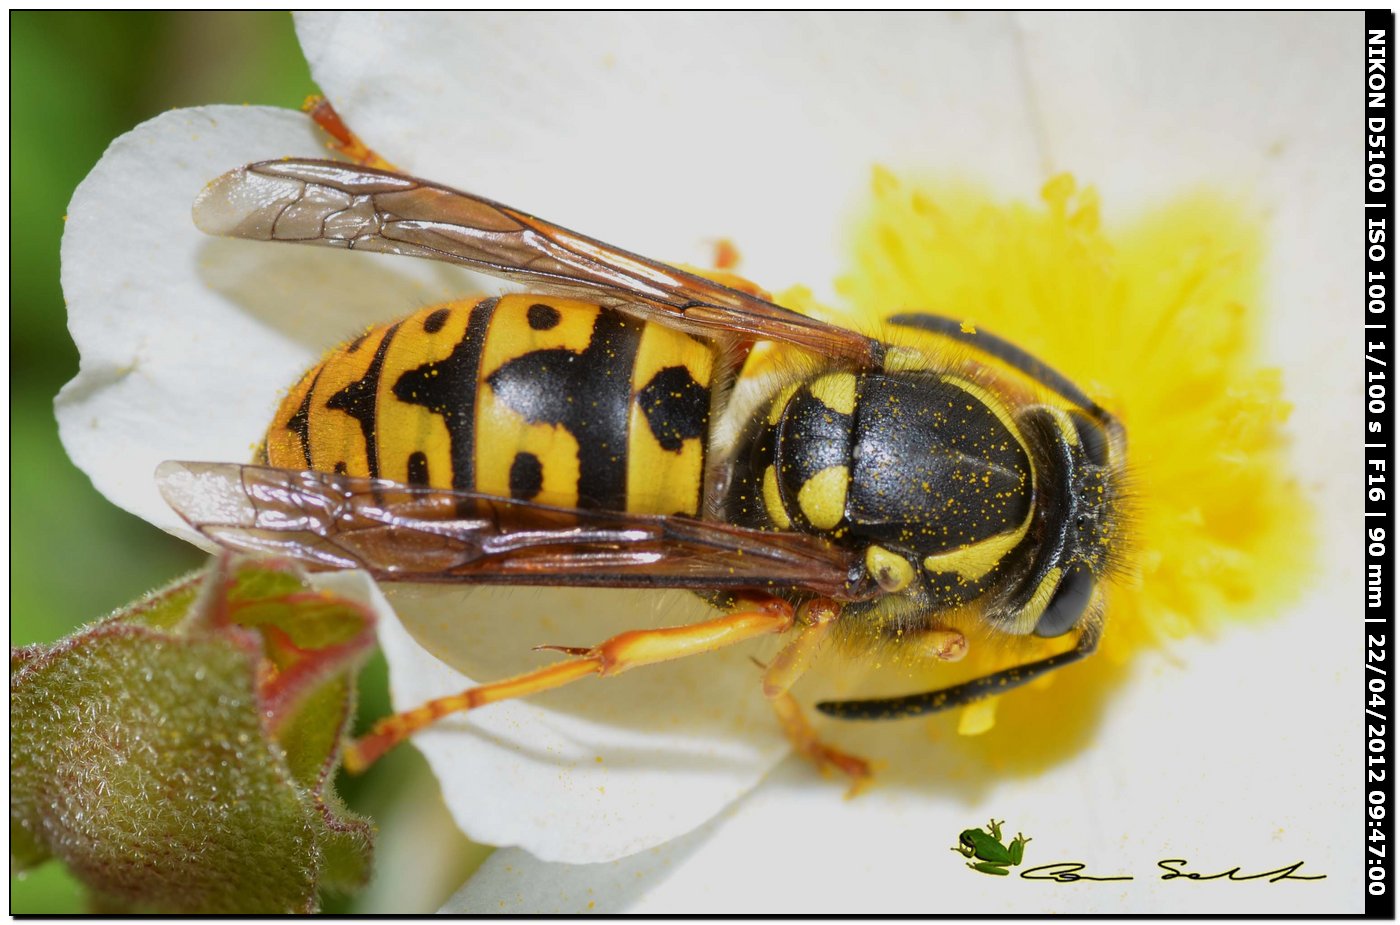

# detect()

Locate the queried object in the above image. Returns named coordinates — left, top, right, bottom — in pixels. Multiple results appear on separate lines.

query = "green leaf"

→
left=10, top=557, right=378, bottom=913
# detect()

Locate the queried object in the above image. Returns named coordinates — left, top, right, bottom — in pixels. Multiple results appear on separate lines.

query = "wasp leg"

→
left=769, top=693, right=872, bottom=796
left=760, top=600, right=873, bottom=795
left=760, top=599, right=840, bottom=698
left=303, top=96, right=398, bottom=171
left=343, top=596, right=797, bottom=772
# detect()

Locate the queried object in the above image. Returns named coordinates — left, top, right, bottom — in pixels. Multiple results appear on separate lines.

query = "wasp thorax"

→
left=846, top=373, right=1032, bottom=553
left=728, top=367, right=1032, bottom=584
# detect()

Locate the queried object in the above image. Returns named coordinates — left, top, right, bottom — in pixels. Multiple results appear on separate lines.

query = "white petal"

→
left=1018, top=12, right=1353, bottom=206
left=57, top=105, right=476, bottom=537
left=378, top=584, right=788, bottom=862
left=295, top=12, right=1041, bottom=297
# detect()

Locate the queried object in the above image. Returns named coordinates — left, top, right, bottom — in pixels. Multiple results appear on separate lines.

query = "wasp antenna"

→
left=814, top=622, right=1102, bottom=720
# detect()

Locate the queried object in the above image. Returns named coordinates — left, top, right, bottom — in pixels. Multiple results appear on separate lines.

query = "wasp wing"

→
left=158, top=462, right=867, bottom=600
left=193, top=159, right=881, bottom=366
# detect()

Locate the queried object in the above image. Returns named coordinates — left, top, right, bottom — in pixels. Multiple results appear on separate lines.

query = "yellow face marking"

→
left=762, top=465, right=792, bottom=529
left=626, top=323, right=714, bottom=515
left=797, top=465, right=849, bottom=531
left=865, top=545, right=914, bottom=593
left=808, top=372, right=857, bottom=416
left=1013, top=566, right=1064, bottom=635
left=375, top=302, right=476, bottom=488
left=921, top=526, right=1025, bottom=581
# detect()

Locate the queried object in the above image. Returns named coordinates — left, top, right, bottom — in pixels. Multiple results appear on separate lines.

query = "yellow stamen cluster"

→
left=792, top=169, right=1310, bottom=762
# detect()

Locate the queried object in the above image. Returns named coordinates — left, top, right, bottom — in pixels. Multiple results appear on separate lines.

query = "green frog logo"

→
left=953, top=819, right=1031, bottom=876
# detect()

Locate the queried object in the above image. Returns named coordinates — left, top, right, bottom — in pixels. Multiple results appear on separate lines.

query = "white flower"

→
left=59, top=11, right=1360, bottom=913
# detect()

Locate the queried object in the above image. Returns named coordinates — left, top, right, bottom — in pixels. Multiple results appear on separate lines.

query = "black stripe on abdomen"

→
left=326, top=321, right=402, bottom=480
left=392, top=297, right=498, bottom=490
left=485, top=308, right=643, bottom=510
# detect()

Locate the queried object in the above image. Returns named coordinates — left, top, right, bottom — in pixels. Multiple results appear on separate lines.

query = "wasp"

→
left=159, top=110, right=1129, bottom=787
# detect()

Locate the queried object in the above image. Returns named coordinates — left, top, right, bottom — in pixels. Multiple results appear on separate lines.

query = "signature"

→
left=1018, top=860, right=1326, bottom=883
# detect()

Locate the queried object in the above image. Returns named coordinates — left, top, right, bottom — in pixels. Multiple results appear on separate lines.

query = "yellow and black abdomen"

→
left=265, top=294, right=717, bottom=516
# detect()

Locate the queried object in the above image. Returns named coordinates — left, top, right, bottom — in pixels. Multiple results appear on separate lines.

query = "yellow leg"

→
left=770, top=692, right=872, bottom=796
left=761, top=600, right=873, bottom=795
left=304, top=96, right=398, bottom=171
left=344, top=596, right=796, bottom=772
left=762, top=599, right=840, bottom=698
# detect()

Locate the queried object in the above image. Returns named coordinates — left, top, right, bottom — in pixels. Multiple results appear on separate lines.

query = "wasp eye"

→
left=1033, top=565, right=1094, bottom=638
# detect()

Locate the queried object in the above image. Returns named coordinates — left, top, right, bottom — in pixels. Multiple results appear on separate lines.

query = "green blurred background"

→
left=11, top=11, right=485, bottom=913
